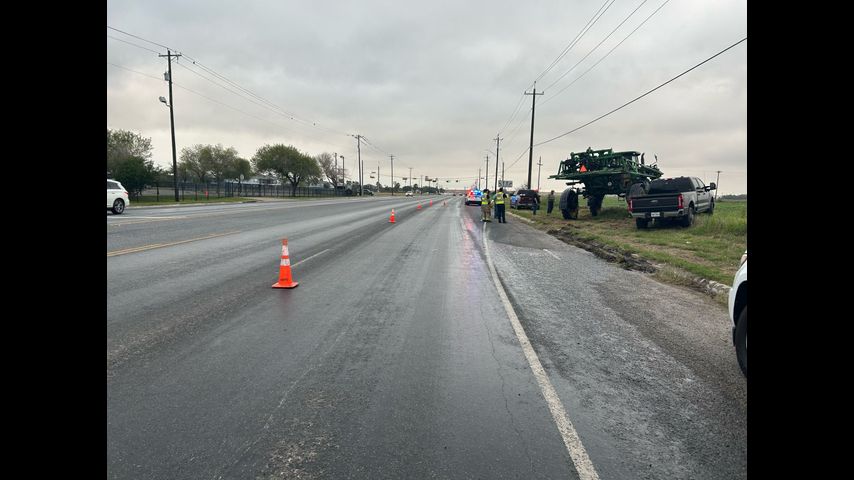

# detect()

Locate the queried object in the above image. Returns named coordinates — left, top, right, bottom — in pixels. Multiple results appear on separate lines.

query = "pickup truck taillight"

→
left=628, top=198, right=633, bottom=212
left=677, top=194, right=684, bottom=210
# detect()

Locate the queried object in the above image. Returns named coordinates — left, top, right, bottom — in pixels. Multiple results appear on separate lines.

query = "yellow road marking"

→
left=107, top=231, right=241, bottom=257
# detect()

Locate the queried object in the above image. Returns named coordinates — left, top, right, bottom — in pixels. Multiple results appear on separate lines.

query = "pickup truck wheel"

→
left=561, top=209, right=571, bottom=220
left=635, top=218, right=649, bottom=229
left=681, top=206, right=694, bottom=227
left=735, top=306, right=747, bottom=377
left=708, top=200, right=715, bottom=214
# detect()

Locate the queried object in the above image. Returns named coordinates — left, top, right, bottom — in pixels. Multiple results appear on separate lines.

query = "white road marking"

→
left=291, top=248, right=330, bottom=267
left=483, top=223, right=600, bottom=480
left=543, top=248, right=561, bottom=260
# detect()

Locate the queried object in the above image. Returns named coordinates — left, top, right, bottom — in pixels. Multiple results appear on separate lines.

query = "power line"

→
left=107, top=35, right=162, bottom=55
left=542, top=0, right=651, bottom=93
left=107, top=27, right=400, bottom=169
left=541, top=0, right=671, bottom=107
left=106, top=62, right=344, bottom=151
left=107, top=62, right=162, bottom=81
left=107, top=26, right=172, bottom=51
left=498, top=93, right=528, bottom=135
left=173, top=61, right=343, bottom=146
left=107, top=26, right=352, bottom=138
left=535, top=37, right=747, bottom=147
left=495, top=0, right=612, bottom=139
left=178, top=54, right=351, bottom=137
left=361, top=136, right=391, bottom=157
left=534, top=0, right=616, bottom=84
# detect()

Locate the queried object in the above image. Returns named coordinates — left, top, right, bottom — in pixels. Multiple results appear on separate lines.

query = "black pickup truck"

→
left=628, top=176, right=716, bottom=228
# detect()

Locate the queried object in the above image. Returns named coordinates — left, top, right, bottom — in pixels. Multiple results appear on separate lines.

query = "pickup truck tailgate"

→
left=632, top=195, right=680, bottom=212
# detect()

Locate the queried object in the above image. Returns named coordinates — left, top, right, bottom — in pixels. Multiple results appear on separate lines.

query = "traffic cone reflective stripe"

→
left=389, top=209, right=396, bottom=223
left=272, top=238, right=299, bottom=289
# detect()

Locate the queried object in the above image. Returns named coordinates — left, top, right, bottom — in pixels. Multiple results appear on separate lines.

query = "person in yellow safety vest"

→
left=494, top=187, right=508, bottom=223
left=481, top=189, right=492, bottom=222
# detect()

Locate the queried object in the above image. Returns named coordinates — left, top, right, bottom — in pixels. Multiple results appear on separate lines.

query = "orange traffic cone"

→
left=272, top=238, right=299, bottom=289
left=417, top=204, right=422, bottom=210
left=389, top=209, right=396, bottom=223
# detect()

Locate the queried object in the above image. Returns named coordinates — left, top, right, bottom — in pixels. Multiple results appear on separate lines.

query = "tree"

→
left=179, top=144, right=214, bottom=183
left=315, top=152, right=342, bottom=187
left=177, top=162, right=192, bottom=183
left=228, top=157, right=253, bottom=195
left=113, top=156, right=158, bottom=198
left=107, top=129, right=152, bottom=178
left=206, top=144, right=240, bottom=194
left=253, top=144, right=321, bottom=196
left=228, top=157, right=252, bottom=180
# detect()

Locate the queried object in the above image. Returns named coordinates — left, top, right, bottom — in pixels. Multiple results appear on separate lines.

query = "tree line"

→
left=106, top=129, right=380, bottom=197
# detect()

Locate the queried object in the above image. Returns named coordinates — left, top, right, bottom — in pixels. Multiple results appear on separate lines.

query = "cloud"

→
left=107, top=0, right=747, bottom=193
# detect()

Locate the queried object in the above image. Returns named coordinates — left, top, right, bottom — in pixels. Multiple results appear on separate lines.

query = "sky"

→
left=107, top=0, right=747, bottom=195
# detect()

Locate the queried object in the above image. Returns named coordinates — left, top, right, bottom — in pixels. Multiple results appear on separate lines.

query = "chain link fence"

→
left=135, top=182, right=357, bottom=202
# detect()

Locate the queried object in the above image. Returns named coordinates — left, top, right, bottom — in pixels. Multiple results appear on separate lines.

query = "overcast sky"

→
left=107, top=0, right=746, bottom=194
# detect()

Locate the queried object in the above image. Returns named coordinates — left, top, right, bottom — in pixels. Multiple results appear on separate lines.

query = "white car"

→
left=405, top=191, right=413, bottom=197
left=728, top=251, right=747, bottom=377
left=107, top=179, right=130, bottom=214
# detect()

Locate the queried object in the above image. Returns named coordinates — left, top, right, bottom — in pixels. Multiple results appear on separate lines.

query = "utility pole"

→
left=537, top=156, right=542, bottom=191
left=352, top=134, right=363, bottom=196
left=334, top=152, right=338, bottom=187
left=502, top=161, right=505, bottom=186
left=715, top=170, right=721, bottom=201
left=524, top=83, right=544, bottom=190
left=485, top=154, right=490, bottom=191
left=159, top=49, right=181, bottom=202
left=390, top=155, right=395, bottom=195
left=409, top=167, right=413, bottom=190
left=494, top=135, right=502, bottom=191
left=340, top=155, right=345, bottom=187
left=478, top=168, right=481, bottom=190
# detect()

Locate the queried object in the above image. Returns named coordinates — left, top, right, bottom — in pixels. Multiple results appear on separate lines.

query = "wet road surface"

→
left=107, top=196, right=745, bottom=479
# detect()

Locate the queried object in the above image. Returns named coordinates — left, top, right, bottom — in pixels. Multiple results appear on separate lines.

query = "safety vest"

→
left=481, top=195, right=490, bottom=205
left=494, top=193, right=505, bottom=205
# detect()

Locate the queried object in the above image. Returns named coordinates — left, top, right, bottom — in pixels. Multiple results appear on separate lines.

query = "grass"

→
left=509, top=196, right=747, bottom=286
left=130, top=195, right=255, bottom=206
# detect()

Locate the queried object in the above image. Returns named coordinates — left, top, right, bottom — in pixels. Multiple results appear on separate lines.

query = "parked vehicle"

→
left=107, top=179, right=129, bottom=214
left=549, top=147, right=663, bottom=218
left=514, top=189, right=540, bottom=210
left=405, top=191, right=413, bottom=197
left=628, top=176, right=716, bottom=228
left=728, top=251, right=748, bottom=377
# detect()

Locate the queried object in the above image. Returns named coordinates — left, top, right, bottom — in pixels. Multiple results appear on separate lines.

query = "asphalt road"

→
left=107, top=196, right=746, bottom=479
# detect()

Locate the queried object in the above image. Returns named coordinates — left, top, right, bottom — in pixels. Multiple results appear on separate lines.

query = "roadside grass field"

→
left=130, top=196, right=254, bottom=206
left=509, top=196, right=747, bottom=286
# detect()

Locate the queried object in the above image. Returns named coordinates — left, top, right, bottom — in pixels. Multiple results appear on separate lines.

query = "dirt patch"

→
left=546, top=225, right=731, bottom=303
left=546, top=226, right=657, bottom=273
